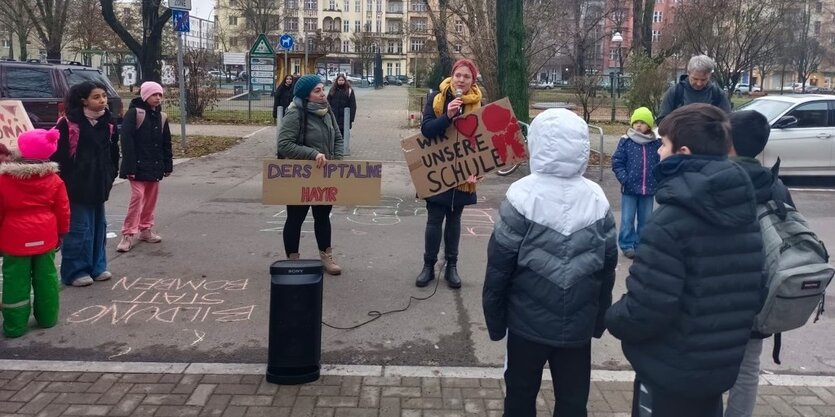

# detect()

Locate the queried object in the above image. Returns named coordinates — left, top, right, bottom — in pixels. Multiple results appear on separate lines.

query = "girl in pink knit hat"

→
left=117, top=81, right=173, bottom=252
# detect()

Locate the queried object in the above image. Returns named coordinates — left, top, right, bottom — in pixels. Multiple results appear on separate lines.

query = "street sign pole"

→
left=176, top=26, right=187, bottom=148
left=248, top=52, right=252, bottom=121
left=284, top=50, right=288, bottom=78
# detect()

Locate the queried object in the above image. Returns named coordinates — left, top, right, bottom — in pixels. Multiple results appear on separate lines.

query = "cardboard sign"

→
left=401, top=97, right=527, bottom=198
left=262, top=159, right=382, bottom=205
left=0, top=100, right=34, bottom=151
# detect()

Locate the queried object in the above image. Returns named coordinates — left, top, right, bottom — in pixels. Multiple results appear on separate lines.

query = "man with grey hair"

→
left=656, top=55, right=732, bottom=123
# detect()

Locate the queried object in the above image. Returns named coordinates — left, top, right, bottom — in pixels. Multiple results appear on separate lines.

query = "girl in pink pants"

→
left=117, top=82, right=173, bottom=252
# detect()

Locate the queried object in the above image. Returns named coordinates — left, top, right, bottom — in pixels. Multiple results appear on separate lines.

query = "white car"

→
left=529, top=81, right=555, bottom=89
left=734, top=83, right=761, bottom=94
left=346, top=74, right=362, bottom=83
left=736, top=95, right=835, bottom=176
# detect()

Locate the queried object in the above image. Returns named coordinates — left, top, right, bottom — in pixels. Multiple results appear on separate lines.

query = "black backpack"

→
left=673, top=81, right=726, bottom=109
left=276, top=102, right=339, bottom=158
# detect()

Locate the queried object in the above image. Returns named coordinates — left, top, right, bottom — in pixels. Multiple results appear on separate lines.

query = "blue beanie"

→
left=293, top=75, right=321, bottom=99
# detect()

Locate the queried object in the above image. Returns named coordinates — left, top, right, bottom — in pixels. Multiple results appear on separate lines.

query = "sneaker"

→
left=288, top=253, right=300, bottom=260
left=139, top=229, right=162, bottom=243
left=117, top=235, right=133, bottom=252
left=71, top=276, right=94, bottom=287
left=93, top=271, right=112, bottom=282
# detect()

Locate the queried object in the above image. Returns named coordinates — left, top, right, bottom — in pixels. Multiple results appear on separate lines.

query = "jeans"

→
left=631, top=378, right=722, bottom=417
left=424, top=202, right=464, bottom=265
left=503, top=332, right=592, bottom=417
left=283, top=205, right=333, bottom=255
left=2, top=252, right=60, bottom=337
left=725, top=338, right=764, bottom=417
left=122, top=180, right=160, bottom=235
left=60, top=203, right=108, bottom=285
left=618, top=194, right=654, bottom=251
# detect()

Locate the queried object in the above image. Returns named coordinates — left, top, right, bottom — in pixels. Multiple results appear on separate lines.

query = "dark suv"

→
left=0, top=61, right=124, bottom=129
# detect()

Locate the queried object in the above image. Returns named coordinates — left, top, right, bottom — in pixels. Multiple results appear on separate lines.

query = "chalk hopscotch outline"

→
left=346, top=196, right=404, bottom=226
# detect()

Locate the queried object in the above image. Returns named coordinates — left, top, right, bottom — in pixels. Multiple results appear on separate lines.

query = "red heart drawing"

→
left=482, top=104, right=512, bottom=133
left=454, top=114, right=479, bottom=138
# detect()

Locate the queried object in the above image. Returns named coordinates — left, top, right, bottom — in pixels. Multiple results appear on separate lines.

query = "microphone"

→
left=455, top=89, right=463, bottom=116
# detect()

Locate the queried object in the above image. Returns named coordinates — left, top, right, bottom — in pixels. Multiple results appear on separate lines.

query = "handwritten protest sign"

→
left=0, top=100, right=34, bottom=151
left=262, top=159, right=382, bottom=205
left=401, top=98, right=527, bottom=198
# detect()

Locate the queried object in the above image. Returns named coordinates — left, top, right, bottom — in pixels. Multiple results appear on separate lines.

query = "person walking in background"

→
left=724, top=111, right=795, bottom=417
left=276, top=75, right=344, bottom=275
left=656, top=55, right=731, bottom=123
left=327, top=74, right=357, bottom=138
left=611, top=107, right=661, bottom=259
left=117, top=81, right=173, bottom=253
left=0, top=129, right=69, bottom=337
left=52, top=81, right=120, bottom=287
left=414, top=58, right=482, bottom=289
left=606, top=104, right=764, bottom=417
left=483, top=109, right=617, bottom=417
left=273, top=75, right=295, bottom=120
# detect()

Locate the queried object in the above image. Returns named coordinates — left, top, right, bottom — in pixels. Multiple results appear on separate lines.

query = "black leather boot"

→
left=444, top=263, right=462, bottom=289
left=415, top=264, right=435, bottom=287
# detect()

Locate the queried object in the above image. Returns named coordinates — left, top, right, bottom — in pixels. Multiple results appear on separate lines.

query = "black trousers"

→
left=631, top=378, right=722, bottom=417
left=503, top=332, right=592, bottom=417
left=424, top=202, right=464, bottom=265
left=283, top=205, right=332, bottom=255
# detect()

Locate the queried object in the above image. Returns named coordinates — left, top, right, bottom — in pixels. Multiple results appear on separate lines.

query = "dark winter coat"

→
left=277, top=100, right=344, bottom=161
left=483, top=108, right=617, bottom=347
left=612, top=133, right=661, bottom=196
left=605, top=154, right=765, bottom=398
left=52, top=108, right=119, bottom=205
left=273, top=82, right=295, bottom=119
left=119, top=97, right=173, bottom=181
left=327, top=86, right=357, bottom=132
left=734, top=156, right=796, bottom=340
left=420, top=91, right=477, bottom=207
left=656, top=74, right=732, bottom=123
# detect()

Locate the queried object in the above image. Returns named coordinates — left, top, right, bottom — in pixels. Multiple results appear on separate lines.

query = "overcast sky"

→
left=188, top=0, right=214, bottom=20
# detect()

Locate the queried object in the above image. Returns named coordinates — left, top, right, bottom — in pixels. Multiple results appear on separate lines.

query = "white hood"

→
left=506, top=109, right=610, bottom=235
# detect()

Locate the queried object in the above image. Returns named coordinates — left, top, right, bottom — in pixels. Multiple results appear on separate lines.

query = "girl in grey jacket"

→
left=483, top=109, right=618, bottom=417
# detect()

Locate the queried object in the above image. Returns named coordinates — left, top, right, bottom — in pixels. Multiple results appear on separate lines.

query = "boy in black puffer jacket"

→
left=605, top=103, right=765, bottom=417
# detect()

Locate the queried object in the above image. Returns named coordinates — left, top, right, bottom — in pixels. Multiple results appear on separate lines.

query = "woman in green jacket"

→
left=276, top=74, right=344, bottom=275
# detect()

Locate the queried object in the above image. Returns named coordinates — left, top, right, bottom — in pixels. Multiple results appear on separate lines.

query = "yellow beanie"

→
left=630, top=107, right=654, bottom=129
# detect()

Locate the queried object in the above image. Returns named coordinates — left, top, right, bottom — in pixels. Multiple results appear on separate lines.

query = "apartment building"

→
left=214, top=0, right=444, bottom=78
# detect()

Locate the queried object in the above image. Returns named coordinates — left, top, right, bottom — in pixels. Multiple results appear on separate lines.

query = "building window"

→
left=609, top=48, right=617, bottom=61
left=230, top=37, right=238, bottom=47
left=344, top=0, right=349, bottom=10
left=652, top=30, right=660, bottom=42
left=304, top=18, right=318, bottom=31
left=355, top=21, right=361, bottom=31
left=817, top=2, right=823, bottom=13
left=411, top=0, right=426, bottom=12
left=377, top=20, right=382, bottom=32
left=355, top=0, right=360, bottom=11
left=387, top=62, right=393, bottom=75
left=410, top=38, right=425, bottom=51
left=343, top=40, right=350, bottom=52
left=396, top=63, right=401, bottom=75
left=367, top=0, right=372, bottom=12
left=410, top=17, right=427, bottom=32
left=387, top=41, right=396, bottom=53
left=228, top=16, right=238, bottom=25
left=455, top=20, right=463, bottom=33
left=285, top=0, right=298, bottom=8
left=454, top=44, right=462, bottom=53
left=377, top=0, right=382, bottom=12
left=305, top=0, right=317, bottom=10
left=815, top=21, right=821, bottom=35
left=344, top=20, right=350, bottom=31
left=387, top=22, right=401, bottom=33
left=285, top=17, right=299, bottom=31
left=329, top=0, right=337, bottom=9
left=653, top=11, right=662, bottom=22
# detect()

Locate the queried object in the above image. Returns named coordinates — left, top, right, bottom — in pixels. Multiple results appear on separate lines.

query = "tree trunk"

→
left=100, top=0, right=170, bottom=83
left=140, top=33, right=164, bottom=82
left=15, top=31, right=27, bottom=61
left=640, top=0, right=655, bottom=56
left=496, top=0, right=528, bottom=122
left=432, top=0, right=453, bottom=85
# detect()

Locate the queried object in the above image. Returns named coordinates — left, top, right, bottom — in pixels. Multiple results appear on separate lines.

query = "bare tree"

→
left=0, top=0, right=33, bottom=60
left=790, top=1, right=823, bottom=92
left=223, top=0, right=283, bottom=48
left=672, top=0, right=792, bottom=91
left=572, top=75, right=606, bottom=122
left=100, top=0, right=171, bottom=83
left=351, top=29, right=378, bottom=78
left=22, top=0, right=73, bottom=62
left=66, top=0, right=116, bottom=64
left=423, top=0, right=453, bottom=87
left=631, top=0, right=656, bottom=57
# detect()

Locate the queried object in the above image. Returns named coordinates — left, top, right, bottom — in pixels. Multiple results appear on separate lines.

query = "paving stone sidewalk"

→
left=0, top=369, right=833, bottom=417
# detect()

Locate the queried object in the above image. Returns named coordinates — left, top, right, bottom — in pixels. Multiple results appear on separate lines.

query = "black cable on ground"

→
left=321, top=261, right=446, bottom=330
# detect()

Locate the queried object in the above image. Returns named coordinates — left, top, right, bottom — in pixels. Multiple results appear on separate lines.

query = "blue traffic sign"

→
left=279, top=34, right=294, bottom=50
left=172, top=10, right=190, bottom=32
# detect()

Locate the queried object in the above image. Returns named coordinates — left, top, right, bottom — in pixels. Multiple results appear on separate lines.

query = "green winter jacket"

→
left=276, top=101, right=344, bottom=160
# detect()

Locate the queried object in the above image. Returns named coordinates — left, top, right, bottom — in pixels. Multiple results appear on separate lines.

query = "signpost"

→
left=279, top=33, right=294, bottom=79
left=172, top=8, right=189, bottom=148
left=249, top=34, right=276, bottom=121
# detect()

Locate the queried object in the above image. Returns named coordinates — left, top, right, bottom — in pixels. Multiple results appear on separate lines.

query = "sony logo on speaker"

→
left=287, top=269, right=304, bottom=274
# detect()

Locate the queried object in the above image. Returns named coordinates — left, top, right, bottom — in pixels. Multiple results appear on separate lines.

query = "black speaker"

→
left=266, top=259, right=323, bottom=385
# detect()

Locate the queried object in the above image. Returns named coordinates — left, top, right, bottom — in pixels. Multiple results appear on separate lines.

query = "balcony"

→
left=303, top=8, right=318, bottom=16
left=284, top=6, right=298, bottom=15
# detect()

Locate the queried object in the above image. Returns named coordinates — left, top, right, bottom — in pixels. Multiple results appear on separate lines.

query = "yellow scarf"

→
left=432, top=77, right=483, bottom=194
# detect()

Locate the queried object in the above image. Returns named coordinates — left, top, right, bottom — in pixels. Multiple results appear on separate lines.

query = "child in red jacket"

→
left=0, top=129, right=70, bottom=338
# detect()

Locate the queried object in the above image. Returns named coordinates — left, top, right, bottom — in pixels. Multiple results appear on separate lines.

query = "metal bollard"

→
left=275, top=106, right=283, bottom=157
left=343, top=107, right=351, bottom=156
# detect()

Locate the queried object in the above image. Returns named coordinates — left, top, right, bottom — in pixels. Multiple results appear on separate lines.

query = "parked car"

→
left=0, top=61, right=124, bottom=129
left=383, top=75, right=402, bottom=86
left=396, top=75, right=412, bottom=85
left=208, top=70, right=227, bottom=80
left=736, top=95, right=835, bottom=176
left=529, top=80, right=555, bottom=89
left=346, top=74, right=362, bottom=83
left=734, top=83, right=761, bottom=95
